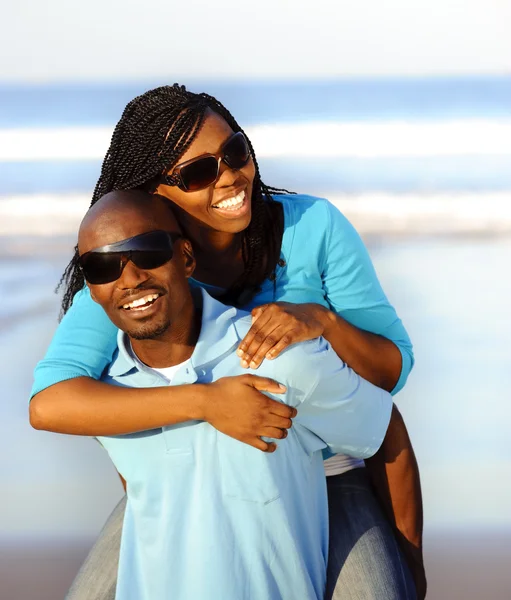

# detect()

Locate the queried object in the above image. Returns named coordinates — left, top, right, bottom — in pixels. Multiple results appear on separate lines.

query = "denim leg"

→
left=65, top=495, right=126, bottom=600
left=325, top=469, right=416, bottom=600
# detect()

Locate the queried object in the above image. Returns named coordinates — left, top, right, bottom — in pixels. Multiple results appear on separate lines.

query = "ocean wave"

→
left=2, top=191, right=510, bottom=237
left=1, top=119, right=511, bottom=162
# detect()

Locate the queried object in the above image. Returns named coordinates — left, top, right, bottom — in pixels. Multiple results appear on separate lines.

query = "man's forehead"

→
left=79, top=192, right=180, bottom=252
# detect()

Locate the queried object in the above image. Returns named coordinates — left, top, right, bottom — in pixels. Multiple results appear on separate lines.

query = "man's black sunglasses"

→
left=79, top=230, right=181, bottom=285
left=157, top=131, right=251, bottom=192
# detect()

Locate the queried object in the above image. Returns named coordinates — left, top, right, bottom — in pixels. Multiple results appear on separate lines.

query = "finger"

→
left=245, top=324, right=287, bottom=369
left=252, top=438, right=277, bottom=453
left=245, top=375, right=286, bottom=394
left=266, top=414, right=295, bottom=430
left=241, top=322, right=283, bottom=369
left=267, top=402, right=297, bottom=419
left=236, top=310, right=275, bottom=358
left=251, top=304, right=269, bottom=325
left=264, top=330, right=299, bottom=361
left=248, top=326, right=299, bottom=369
left=261, top=427, right=288, bottom=440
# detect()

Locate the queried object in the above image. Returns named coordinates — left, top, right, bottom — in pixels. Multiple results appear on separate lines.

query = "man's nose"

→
left=117, top=258, right=150, bottom=289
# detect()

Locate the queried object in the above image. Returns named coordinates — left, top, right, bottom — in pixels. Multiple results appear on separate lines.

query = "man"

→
left=73, top=190, right=392, bottom=600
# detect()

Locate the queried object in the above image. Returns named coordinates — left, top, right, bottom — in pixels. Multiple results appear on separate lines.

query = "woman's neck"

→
left=180, top=224, right=244, bottom=287
left=189, top=227, right=242, bottom=256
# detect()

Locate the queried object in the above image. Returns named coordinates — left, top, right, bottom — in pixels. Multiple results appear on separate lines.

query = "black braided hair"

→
left=57, top=84, right=292, bottom=317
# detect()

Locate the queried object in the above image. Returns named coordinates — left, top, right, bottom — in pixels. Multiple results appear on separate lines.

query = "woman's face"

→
left=155, top=110, right=256, bottom=236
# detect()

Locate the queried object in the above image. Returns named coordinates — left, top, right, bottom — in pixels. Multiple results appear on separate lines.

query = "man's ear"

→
left=86, top=282, right=99, bottom=304
left=181, top=239, right=196, bottom=279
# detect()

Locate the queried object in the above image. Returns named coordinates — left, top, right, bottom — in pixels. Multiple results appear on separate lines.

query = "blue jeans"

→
left=67, top=469, right=416, bottom=599
left=65, top=497, right=124, bottom=600
left=325, top=468, right=416, bottom=600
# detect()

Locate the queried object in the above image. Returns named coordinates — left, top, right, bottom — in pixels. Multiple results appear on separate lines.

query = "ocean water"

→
left=1, top=76, right=510, bottom=194
left=3, top=77, right=511, bottom=127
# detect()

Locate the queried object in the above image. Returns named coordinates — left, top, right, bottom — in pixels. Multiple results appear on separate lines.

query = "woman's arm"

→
left=30, top=287, right=293, bottom=451
left=238, top=302, right=402, bottom=393
left=315, top=307, right=402, bottom=392
left=237, top=199, right=413, bottom=394
left=30, top=375, right=293, bottom=452
left=31, top=286, right=118, bottom=398
left=319, top=200, right=413, bottom=393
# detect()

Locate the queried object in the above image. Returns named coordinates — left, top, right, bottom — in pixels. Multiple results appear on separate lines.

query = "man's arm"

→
left=279, top=337, right=393, bottom=459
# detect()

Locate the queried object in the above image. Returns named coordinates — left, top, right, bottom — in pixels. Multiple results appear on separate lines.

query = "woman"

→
left=31, top=85, right=424, bottom=599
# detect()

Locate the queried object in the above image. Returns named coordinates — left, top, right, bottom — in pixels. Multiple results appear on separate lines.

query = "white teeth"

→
left=213, top=190, right=245, bottom=210
left=123, top=293, right=159, bottom=310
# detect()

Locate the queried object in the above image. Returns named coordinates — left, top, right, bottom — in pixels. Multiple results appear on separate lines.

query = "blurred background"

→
left=1, top=1, right=510, bottom=598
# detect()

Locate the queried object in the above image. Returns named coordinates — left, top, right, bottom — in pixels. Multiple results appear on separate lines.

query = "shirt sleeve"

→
left=30, top=287, right=118, bottom=399
left=289, top=338, right=393, bottom=459
left=321, top=199, right=414, bottom=394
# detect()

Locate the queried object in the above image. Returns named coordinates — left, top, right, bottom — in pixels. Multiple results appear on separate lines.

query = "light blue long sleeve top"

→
left=31, top=195, right=414, bottom=398
left=99, top=290, right=392, bottom=600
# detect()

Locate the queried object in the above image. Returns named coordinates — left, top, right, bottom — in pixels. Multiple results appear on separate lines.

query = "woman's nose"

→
left=216, top=160, right=239, bottom=188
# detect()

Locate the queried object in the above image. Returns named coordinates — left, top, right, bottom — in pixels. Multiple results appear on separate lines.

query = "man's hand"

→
left=199, top=375, right=296, bottom=453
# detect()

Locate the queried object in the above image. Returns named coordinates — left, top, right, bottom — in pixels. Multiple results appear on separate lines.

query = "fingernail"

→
left=278, top=384, right=287, bottom=391
left=249, top=361, right=257, bottom=369
left=241, top=360, right=249, bottom=368
left=266, top=352, right=273, bottom=359
left=236, top=348, right=243, bottom=357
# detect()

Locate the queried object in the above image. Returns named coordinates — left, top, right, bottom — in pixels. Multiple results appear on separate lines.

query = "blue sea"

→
left=1, top=76, right=510, bottom=195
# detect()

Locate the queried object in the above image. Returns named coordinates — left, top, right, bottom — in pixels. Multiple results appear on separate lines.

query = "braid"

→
left=58, top=84, right=293, bottom=317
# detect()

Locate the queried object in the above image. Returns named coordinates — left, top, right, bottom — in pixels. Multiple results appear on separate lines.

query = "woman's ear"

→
left=181, top=239, right=196, bottom=279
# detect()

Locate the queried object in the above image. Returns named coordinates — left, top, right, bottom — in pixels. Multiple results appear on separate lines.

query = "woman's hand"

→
left=200, top=375, right=296, bottom=453
left=236, top=302, right=330, bottom=369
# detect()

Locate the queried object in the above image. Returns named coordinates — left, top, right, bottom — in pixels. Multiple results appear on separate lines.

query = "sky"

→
left=1, top=0, right=510, bottom=82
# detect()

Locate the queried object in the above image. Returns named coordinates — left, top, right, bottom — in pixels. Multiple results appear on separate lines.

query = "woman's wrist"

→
left=314, top=304, right=339, bottom=339
left=186, top=383, right=208, bottom=421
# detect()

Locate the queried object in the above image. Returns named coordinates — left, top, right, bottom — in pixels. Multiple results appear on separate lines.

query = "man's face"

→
left=78, top=197, right=195, bottom=340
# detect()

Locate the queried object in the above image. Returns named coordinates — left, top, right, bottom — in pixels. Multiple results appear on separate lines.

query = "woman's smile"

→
left=211, top=188, right=250, bottom=218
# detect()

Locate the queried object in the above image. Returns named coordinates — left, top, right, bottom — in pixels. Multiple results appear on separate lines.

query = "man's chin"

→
left=126, top=320, right=171, bottom=340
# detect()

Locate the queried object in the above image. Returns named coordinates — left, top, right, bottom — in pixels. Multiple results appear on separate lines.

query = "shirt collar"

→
left=107, top=288, right=243, bottom=378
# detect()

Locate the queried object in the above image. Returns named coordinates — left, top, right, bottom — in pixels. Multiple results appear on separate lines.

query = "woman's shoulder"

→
left=273, top=193, right=329, bottom=233
left=272, top=193, right=352, bottom=239
left=273, top=193, right=330, bottom=215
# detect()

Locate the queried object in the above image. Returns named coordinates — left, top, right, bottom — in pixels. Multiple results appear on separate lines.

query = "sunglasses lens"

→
left=80, top=231, right=177, bottom=284
left=131, top=249, right=173, bottom=271
left=80, top=254, right=122, bottom=285
left=223, top=132, right=250, bottom=169
left=180, top=156, right=219, bottom=192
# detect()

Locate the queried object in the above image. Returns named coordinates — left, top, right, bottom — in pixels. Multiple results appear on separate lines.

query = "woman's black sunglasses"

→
left=157, top=131, right=251, bottom=192
left=79, top=230, right=180, bottom=285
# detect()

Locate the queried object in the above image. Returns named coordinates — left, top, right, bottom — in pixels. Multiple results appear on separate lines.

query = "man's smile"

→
left=118, top=289, right=166, bottom=319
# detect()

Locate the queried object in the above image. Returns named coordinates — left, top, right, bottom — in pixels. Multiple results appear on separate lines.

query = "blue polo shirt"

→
left=99, top=290, right=392, bottom=600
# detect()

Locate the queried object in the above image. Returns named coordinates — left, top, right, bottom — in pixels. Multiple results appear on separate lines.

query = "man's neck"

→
left=129, top=293, right=202, bottom=369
